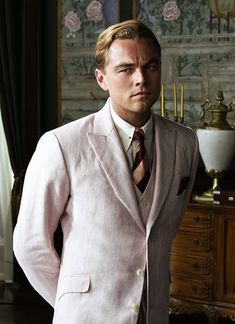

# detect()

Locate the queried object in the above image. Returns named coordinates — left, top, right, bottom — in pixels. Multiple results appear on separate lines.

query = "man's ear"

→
left=95, top=69, right=108, bottom=91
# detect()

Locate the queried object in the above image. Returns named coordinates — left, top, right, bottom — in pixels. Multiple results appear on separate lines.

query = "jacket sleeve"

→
left=178, top=128, right=199, bottom=227
left=13, top=131, right=70, bottom=307
left=186, top=129, right=199, bottom=201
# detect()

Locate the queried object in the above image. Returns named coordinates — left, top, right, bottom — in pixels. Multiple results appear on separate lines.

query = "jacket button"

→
left=139, top=200, right=147, bottom=208
left=132, top=304, right=140, bottom=313
left=136, top=269, right=145, bottom=277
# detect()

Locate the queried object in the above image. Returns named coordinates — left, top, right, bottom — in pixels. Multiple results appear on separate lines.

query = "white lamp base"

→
left=193, top=129, right=235, bottom=203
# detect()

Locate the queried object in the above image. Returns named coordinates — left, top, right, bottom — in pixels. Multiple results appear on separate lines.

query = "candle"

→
left=173, top=83, right=177, bottom=118
left=161, top=84, right=165, bottom=117
left=180, top=84, right=184, bottom=118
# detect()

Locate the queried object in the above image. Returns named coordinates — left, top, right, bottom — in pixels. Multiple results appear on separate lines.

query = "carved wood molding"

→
left=170, top=298, right=235, bottom=323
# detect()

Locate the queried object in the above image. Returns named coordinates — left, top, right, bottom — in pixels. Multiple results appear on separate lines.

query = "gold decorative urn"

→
left=193, top=91, right=235, bottom=202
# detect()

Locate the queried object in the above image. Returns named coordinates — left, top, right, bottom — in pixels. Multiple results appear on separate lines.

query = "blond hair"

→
left=95, top=19, right=161, bottom=70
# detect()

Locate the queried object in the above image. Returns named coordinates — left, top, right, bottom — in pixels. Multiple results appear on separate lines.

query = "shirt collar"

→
left=110, top=103, right=153, bottom=153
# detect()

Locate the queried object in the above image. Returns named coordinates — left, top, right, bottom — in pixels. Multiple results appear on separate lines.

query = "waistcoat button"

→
left=132, top=304, right=140, bottom=313
left=136, top=269, right=145, bottom=277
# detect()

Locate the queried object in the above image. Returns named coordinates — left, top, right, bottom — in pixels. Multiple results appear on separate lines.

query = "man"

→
left=13, top=20, right=199, bottom=324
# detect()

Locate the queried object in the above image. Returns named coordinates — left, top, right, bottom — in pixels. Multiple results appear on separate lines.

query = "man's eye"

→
left=145, top=61, right=160, bottom=71
left=119, top=68, right=131, bottom=73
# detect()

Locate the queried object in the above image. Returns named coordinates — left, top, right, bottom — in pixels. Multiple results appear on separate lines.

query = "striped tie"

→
left=132, top=129, right=150, bottom=193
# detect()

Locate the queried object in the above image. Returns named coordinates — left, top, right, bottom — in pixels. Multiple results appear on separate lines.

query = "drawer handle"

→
left=193, top=215, right=200, bottom=222
left=193, top=238, right=199, bottom=245
left=192, top=285, right=198, bottom=292
left=192, top=262, right=199, bottom=269
left=206, top=215, right=212, bottom=222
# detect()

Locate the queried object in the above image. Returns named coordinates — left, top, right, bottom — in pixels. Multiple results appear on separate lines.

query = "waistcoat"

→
left=134, top=148, right=156, bottom=226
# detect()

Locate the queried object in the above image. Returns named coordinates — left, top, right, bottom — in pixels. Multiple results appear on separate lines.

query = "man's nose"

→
left=134, top=68, right=146, bottom=85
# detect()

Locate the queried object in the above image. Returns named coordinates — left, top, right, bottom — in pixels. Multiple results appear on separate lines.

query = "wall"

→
left=60, top=0, right=235, bottom=127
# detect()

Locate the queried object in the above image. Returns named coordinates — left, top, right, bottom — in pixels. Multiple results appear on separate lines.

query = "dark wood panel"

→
left=170, top=203, right=235, bottom=323
left=171, top=253, right=212, bottom=276
left=173, top=231, right=213, bottom=252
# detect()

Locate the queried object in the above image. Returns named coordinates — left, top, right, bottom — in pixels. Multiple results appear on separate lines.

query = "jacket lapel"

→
left=146, top=116, right=177, bottom=236
left=87, top=101, right=145, bottom=233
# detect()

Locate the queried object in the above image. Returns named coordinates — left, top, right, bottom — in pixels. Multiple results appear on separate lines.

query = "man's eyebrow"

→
left=114, top=58, right=160, bottom=71
left=114, top=63, right=135, bottom=71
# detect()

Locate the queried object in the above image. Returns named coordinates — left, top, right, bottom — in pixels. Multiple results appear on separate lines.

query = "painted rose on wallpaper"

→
left=163, top=0, right=181, bottom=21
left=64, top=10, right=81, bottom=37
left=86, top=0, right=103, bottom=22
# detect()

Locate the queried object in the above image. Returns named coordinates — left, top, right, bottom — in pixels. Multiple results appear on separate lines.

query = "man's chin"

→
left=132, top=102, right=153, bottom=113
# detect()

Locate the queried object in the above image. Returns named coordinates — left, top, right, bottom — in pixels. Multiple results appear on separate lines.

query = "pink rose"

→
left=64, top=11, right=81, bottom=33
left=163, top=1, right=181, bottom=21
left=86, top=0, right=103, bottom=22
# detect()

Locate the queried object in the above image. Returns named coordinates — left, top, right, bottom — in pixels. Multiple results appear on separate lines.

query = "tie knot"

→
left=133, top=128, right=145, bottom=143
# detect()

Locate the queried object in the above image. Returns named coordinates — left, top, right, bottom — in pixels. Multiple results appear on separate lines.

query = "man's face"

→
left=95, top=37, right=161, bottom=126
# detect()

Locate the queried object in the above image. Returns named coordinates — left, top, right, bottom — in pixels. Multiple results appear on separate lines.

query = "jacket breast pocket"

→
left=57, top=274, right=91, bottom=301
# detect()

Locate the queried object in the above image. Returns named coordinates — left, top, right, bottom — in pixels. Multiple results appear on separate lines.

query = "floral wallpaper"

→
left=62, top=0, right=112, bottom=80
left=62, top=0, right=235, bottom=39
left=60, top=0, right=235, bottom=126
left=62, top=0, right=115, bottom=43
left=139, top=0, right=207, bottom=35
left=61, top=0, right=235, bottom=77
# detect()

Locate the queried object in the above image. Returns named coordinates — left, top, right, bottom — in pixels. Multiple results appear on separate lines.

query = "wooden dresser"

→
left=170, top=202, right=235, bottom=323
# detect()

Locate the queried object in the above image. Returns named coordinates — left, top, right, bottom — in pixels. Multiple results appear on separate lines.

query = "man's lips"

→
left=132, top=91, right=150, bottom=97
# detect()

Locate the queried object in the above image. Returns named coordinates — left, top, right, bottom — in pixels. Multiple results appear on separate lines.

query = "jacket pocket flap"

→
left=57, top=274, right=90, bottom=300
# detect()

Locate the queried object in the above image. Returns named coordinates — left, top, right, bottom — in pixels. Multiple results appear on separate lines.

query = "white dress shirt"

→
left=110, top=104, right=154, bottom=171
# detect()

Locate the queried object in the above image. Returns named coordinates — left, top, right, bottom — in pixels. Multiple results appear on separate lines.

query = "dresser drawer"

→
left=172, top=231, right=212, bottom=252
left=170, top=276, right=212, bottom=300
left=180, top=209, right=213, bottom=231
left=171, top=253, right=212, bottom=275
